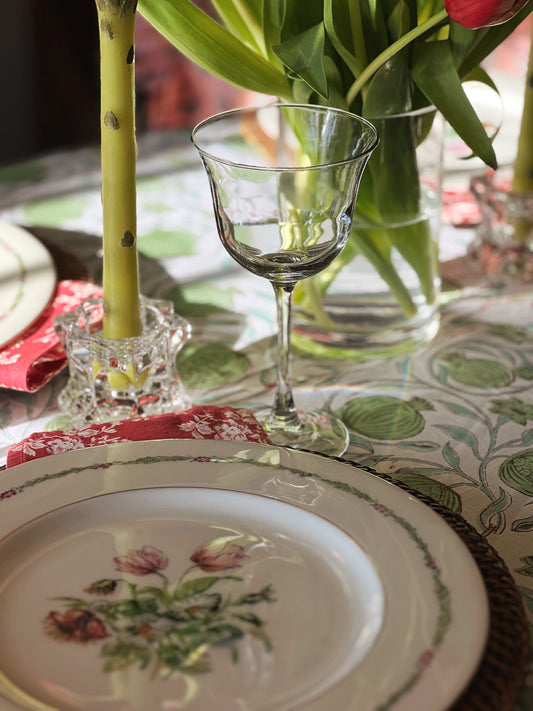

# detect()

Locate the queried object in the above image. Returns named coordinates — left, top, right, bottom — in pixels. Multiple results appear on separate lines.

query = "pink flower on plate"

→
left=44, top=609, right=109, bottom=644
left=418, top=650, right=435, bottom=668
left=191, top=540, right=248, bottom=572
left=373, top=503, right=389, bottom=514
left=114, top=546, right=168, bottom=575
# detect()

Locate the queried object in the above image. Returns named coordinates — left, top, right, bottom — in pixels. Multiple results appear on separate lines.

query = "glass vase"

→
left=54, top=296, right=191, bottom=426
left=469, top=168, right=533, bottom=285
left=292, top=107, right=444, bottom=359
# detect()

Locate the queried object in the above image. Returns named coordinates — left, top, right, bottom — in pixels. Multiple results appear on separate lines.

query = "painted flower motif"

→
left=114, top=546, right=168, bottom=575
left=135, top=624, right=156, bottom=640
left=44, top=609, right=109, bottom=644
left=418, top=650, right=435, bottom=667
left=373, top=503, right=389, bottom=514
left=191, top=539, right=248, bottom=572
left=43, top=543, right=274, bottom=678
left=0, top=488, right=18, bottom=500
left=84, top=578, right=118, bottom=595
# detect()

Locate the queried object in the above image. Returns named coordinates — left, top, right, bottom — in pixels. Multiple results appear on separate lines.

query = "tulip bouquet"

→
left=128, top=0, right=531, bottom=354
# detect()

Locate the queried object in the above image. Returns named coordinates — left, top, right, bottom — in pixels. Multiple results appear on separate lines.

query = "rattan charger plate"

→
left=356, top=462, right=530, bottom=711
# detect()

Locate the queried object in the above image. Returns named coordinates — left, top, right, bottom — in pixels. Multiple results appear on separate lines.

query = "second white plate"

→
left=0, top=221, right=56, bottom=348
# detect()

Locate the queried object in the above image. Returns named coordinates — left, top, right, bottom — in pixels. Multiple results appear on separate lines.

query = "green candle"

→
left=96, top=0, right=142, bottom=338
left=512, top=19, right=533, bottom=195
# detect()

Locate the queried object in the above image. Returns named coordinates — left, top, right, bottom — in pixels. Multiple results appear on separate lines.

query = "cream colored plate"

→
left=0, top=439, right=489, bottom=711
left=0, top=221, right=56, bottom=348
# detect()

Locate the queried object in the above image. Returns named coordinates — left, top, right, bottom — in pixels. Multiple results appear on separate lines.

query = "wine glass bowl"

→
left=193, top=104, right=378, bottom=455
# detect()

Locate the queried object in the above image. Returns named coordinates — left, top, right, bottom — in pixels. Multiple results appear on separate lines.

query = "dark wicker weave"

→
left=352, top=461, right=531, bottom=711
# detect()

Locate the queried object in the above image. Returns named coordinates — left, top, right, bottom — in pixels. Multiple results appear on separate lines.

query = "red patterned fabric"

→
left=6, top=406, right=272, bottom=468
left=0, top=280, right=103, bottom=393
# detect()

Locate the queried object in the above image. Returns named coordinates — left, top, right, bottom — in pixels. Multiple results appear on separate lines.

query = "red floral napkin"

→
left=0, top=280, right=102, bottom=393
left=6, top=406, right=272, bottom=468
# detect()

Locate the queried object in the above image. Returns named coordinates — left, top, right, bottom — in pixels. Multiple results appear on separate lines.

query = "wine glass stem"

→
left=271, top=283, right=301, bottom=429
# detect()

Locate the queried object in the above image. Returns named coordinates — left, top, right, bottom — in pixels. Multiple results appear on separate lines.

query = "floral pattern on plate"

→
left=44, top=541, right=275, bottom=676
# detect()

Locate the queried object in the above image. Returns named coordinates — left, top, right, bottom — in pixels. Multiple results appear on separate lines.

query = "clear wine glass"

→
left=192, top=103, right=378, bottom=455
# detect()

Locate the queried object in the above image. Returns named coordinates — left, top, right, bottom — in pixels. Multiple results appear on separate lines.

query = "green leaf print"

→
left=440, top=352, right=513, bottom=388
left=489, top=397, right=533, bottom=425
left=499, top=449, right=533, bottom=496
left=442, top=401, right=484, bottom=422
left=515, top=556, right=533, bottom=576
left=442, top=442, right=461, bottom=471
left=512, top=516, right=533, bottom=533
left=392, top=470, right=462, bottom=513
left=137, top=229, right=196, bottom=258
left=438, top=425, right=480, bottom=458
left=342, top=396, right=432, bottom=440
left=176, top=576, right=227, bottom=599
left=177, top=344, right=250, bottom=390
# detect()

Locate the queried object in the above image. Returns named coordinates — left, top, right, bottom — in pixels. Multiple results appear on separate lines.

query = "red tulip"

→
left=445, top=0, right=529, bottom=29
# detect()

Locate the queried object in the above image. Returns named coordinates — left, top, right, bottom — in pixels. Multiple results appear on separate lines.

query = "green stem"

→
left=350, top=228, right=418, bottom=318
left=348, top=0, right=367, bottom=68
left=512, top=20, right=533, bottom=195
left=346, top=9, right=448, bottom=105
left=96, top=0, right=142, bottom=338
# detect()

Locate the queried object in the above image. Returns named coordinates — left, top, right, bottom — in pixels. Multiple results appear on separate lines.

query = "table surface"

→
left=0, top=129, right=532, bottom=711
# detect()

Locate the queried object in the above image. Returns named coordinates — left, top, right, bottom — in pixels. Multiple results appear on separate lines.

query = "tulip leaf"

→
left=363, top=51, right=412, bottom=116
left=323, top=56, right=349, bottom=109
left=387, top=0, right=411, bottom=40
left=281, top=0, right=324, bottom=37
left=412, top=39, right=497, bottom=168
left=137, top=0, right=291, bottom=98
left=324, top=0, right=365, bottom=77
left=210, top=0, right=263, bottom=53
left=272, top=22, right=329, bottom=98
left=261, top=0, right=286, bottom=63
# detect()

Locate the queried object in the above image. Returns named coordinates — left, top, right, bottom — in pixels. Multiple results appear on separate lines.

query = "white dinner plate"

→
left=0, top=221, right=56, bottom=349
left=0, top=439, right=489, bottom=711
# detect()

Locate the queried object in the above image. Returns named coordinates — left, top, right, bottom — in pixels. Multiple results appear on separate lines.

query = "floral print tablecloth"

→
left=0, top=131, right=532, bottom=710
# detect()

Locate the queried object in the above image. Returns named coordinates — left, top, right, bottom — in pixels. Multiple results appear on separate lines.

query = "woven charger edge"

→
left=335, top=455, right=531, bottom=711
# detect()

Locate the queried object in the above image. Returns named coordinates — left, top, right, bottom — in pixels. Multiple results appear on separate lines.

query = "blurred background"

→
left=0, top=0, right=529, bottom=166
left=0, top=0, right=250, bottom=165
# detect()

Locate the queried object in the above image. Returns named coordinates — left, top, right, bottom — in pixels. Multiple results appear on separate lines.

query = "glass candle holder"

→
left=54, top=296, right=191, bottom=426
left=469, top=169, right=533, bottom=285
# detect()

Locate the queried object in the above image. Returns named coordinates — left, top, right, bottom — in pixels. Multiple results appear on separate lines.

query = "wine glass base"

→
left=255, top=407, right=349, bottom=457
